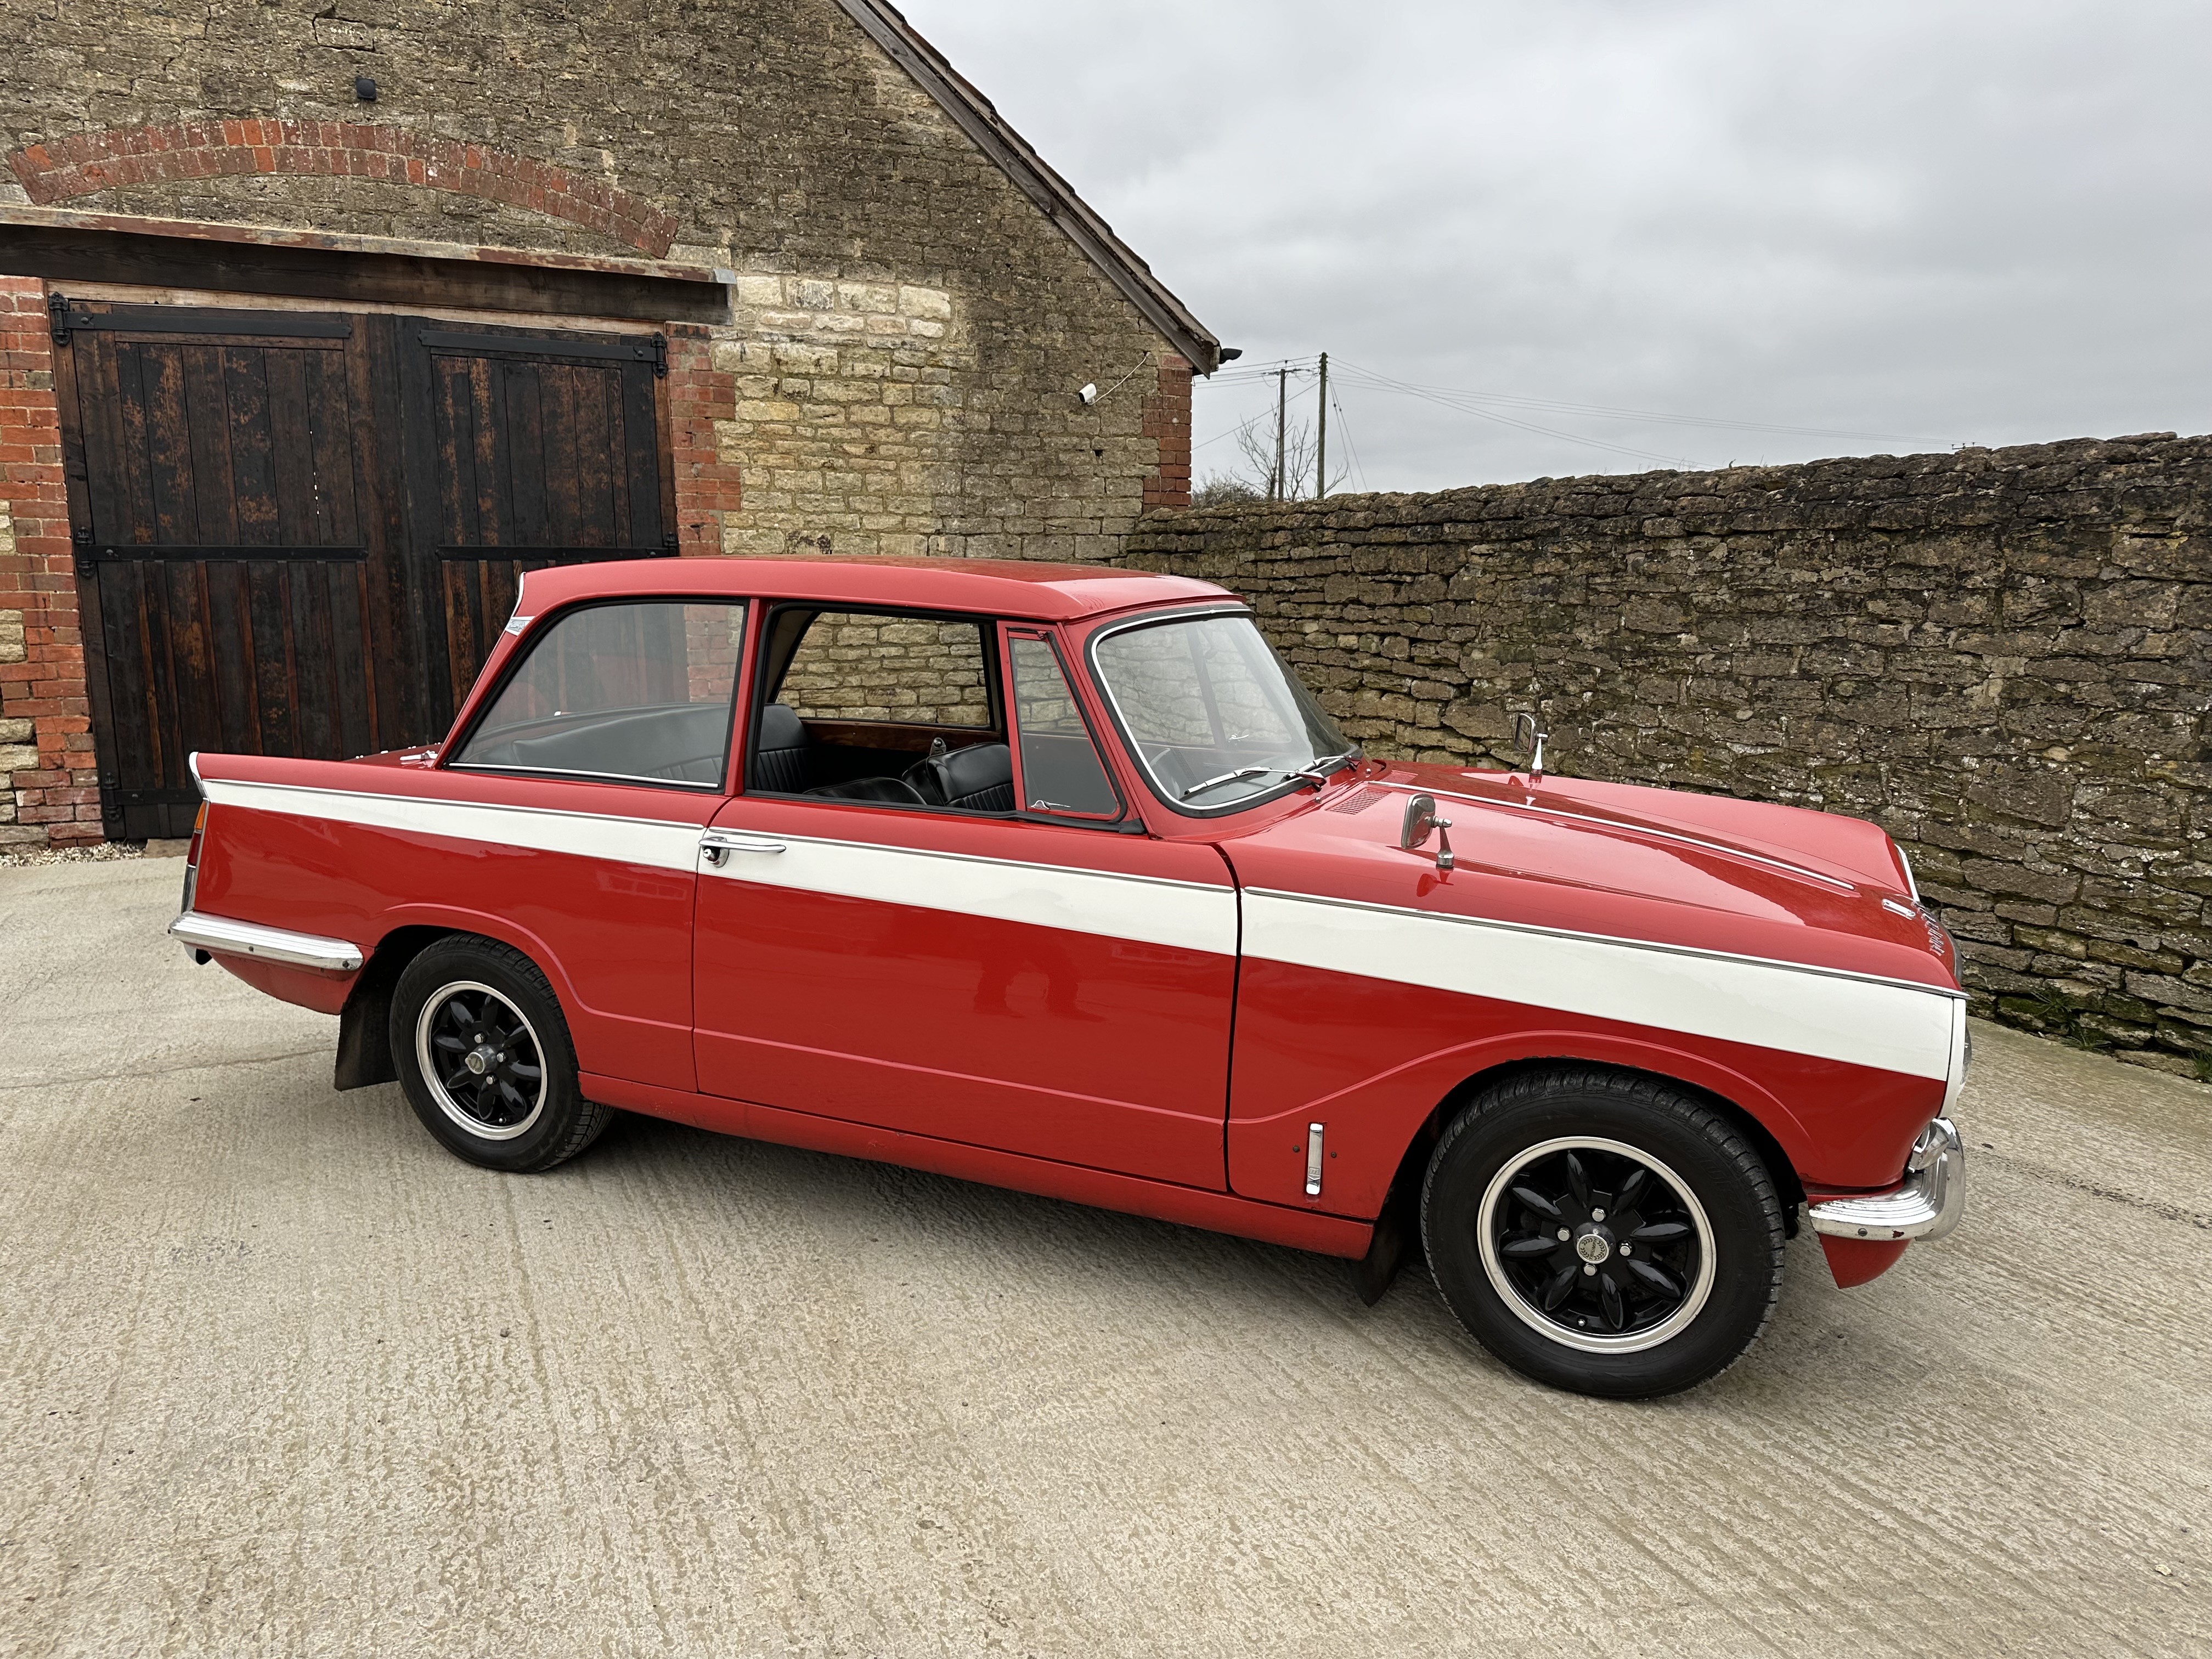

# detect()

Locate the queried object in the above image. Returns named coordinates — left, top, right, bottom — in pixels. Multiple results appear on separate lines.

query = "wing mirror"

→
left=1513, top=712, right=1549, bottom=780
left=1401, top=793, right=1455, bottom=872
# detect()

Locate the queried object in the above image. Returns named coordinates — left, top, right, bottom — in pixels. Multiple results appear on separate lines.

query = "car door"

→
left=691, top=613, right=1237, bottom=1189
left=433, top=593, right=748, bottom=1092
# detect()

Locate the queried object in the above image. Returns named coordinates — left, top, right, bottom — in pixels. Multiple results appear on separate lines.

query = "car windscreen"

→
left=1091, top=612, right=1353, bottom=812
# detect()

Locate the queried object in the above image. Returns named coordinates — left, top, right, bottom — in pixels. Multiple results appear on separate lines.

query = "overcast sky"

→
left=898, top=0, right=2212, bottom=494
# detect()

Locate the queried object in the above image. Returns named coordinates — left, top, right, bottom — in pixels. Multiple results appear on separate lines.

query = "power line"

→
left=1329, top=386, right=1368, bottom=492
left=1206, top=356, right=1935, bottom=446
left=1331, top=366, right=1692, bottom=467
left=1207, top=356, right=1686, bottom=475
left=1331, top=360, right=1925, bottom=444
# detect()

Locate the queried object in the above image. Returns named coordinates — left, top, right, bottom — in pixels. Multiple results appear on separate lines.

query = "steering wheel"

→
left=901, top=752, right=953, bottom=805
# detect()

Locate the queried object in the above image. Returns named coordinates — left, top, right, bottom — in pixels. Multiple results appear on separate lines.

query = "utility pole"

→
left=1272, top=366, right=1288, bottom=500
left=1315, top=352, right=1329, bottom=500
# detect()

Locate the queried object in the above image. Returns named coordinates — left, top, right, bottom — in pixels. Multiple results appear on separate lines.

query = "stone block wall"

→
left=0, top=0, right=1199, bottom=570
left=0, top=0, right=1209, bottom=843
left=777, top=614, right=991, bottom=727
left=1119, top=435, right=2212, bottom=1075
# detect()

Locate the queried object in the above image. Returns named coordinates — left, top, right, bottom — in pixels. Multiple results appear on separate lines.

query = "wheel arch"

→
left=1371, top=1054, right=1807, bottom=1249
left=335, top=901, right=596, bottom=1093
left=334, top=924, right=461, bottom=1091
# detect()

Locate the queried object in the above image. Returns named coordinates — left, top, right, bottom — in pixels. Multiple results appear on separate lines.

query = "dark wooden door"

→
left=56, top=306, right=392, bottom=838
left=400, top=324, right=672, bottom=728
left=54, top=301, right=672, bottom=839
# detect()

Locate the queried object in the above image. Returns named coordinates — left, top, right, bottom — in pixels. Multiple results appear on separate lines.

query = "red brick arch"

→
left=7, top=122, right=680, bottom=258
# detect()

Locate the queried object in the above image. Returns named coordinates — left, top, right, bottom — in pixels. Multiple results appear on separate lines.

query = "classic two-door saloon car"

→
left=171, top=555, right=1965, bottom=1398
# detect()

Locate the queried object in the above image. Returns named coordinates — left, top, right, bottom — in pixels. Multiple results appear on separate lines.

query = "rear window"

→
left=452, top=600, right=746, bottom=788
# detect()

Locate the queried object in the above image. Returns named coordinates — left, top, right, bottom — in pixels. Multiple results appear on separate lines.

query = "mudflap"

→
left=334, top=977, right=398, bottom=1092
left=1352, top=1166, right=1423, bottom=1306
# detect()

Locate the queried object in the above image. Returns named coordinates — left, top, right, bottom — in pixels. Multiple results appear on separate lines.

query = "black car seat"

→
left=751, top=703, right=814, bottom=792
left=915, top=742, right=1016, bottom=812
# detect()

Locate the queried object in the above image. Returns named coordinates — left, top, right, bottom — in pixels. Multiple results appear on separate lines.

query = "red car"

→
left=172, top=556, right=1965, bottom=1398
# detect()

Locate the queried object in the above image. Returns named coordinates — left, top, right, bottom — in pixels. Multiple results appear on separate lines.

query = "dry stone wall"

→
left=1119, top=435, right=2212, bottom=1076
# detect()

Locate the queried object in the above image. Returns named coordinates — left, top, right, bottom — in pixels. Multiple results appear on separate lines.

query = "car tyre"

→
left=1421, top=1067, right=1785, bottom=1400
left=390, top=935, right=611, bottom=1173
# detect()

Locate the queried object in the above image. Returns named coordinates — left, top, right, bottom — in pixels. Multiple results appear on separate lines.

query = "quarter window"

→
left=452, top=600, right=746, bottom=788
left=1008, top=633, right=1120, bottom=819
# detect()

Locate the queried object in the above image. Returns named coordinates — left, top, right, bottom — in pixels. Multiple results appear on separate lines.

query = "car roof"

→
left=516, top=554, right=1239, bottom=622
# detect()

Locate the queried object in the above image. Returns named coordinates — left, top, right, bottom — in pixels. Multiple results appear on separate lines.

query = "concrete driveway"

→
left=2, top=856, right=2207, bottom=1658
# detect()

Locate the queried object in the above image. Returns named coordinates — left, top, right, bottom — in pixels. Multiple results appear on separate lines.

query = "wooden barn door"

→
left=54, top=301, right=673, bottom=839
left=55, top=304, right=394, bottom=840
left=399, top=324, right=673, bottom=733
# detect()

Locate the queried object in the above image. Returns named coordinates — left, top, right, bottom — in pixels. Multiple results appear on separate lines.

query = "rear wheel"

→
left=390, top=936, right=611, bottom=1172
left=1421, top=1068, right=1785, bottom=1398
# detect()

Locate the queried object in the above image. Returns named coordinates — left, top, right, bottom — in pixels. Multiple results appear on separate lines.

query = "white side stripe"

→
left=201, top=778, right=702, bottom=873
left=201, top=777, right=1238, bottom=957
left=702, top=834, right=1238, bottom=957
left=1243, top=889, right=1960, bottom=1081
left=205, top=777, right=1955, bottom=1077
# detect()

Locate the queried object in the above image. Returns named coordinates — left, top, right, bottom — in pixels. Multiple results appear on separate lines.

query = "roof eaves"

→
left=830, top=0, right=1222, bottom=375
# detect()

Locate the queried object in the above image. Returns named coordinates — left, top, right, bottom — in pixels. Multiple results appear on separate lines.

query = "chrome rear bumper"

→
left=1807, top=1116, right=1965, bottom=1244
left=168, top=911, right=365, bottom=973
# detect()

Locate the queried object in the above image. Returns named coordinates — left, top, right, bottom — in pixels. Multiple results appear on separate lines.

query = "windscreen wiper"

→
left=1181, top=766, right=1273, bottom=800
left=1290, top=748, right=1362, bottom=787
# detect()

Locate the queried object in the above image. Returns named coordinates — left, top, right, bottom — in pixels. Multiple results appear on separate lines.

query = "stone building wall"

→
left=1119, top=435, right=2212, bottom=1075
left=777, top=615, right=992, bottom=727
left=0, top=1, right=1197, bottom=561
left=0, top=0, right=1206, bottom=842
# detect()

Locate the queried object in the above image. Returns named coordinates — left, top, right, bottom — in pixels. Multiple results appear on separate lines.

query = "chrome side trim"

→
left=448, top=761, right=723, bottom=792
left=1807, top=1117, right=1965, bottom=1243
left=197, top=777, right=707, bottom=874
left=168, top=911, right=365, bottom=973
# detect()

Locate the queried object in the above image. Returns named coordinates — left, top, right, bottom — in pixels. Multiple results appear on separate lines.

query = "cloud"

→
left=897, top=0, right=2212, bottom=490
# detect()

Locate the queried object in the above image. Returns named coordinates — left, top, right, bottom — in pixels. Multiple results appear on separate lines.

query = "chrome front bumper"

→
left=1807, top=1116, right=1965, bottom=1244
left=169, top=911, right=366, bottom=973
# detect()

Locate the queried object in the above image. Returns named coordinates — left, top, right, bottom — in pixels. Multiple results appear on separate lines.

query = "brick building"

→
left=0, top=0, right=1219, bottom=845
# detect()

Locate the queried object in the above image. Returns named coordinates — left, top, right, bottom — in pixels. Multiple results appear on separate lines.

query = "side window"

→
left=1007, top=632, right=1120, bottom=819
left=452, top=600, right=745, bottom=788
left=777, top=611, right=991, bottom=727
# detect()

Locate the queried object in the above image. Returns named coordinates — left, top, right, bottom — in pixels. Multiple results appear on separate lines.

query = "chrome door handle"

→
left=699, top=832, right=787, bottom=867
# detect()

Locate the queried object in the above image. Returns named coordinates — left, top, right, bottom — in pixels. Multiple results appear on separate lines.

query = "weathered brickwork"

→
left=666, top=330, right=743, bottom=556
left=0, top=283, right=96, bottom=845
left=1142, top=356, right=1194, bottom=511
left=1120, top=435, right=2212, bottom=1074
left=7, top=121, right=681, bottom=254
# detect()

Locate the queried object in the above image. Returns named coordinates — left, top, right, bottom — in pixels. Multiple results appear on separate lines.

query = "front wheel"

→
left=1421, top=1068, right=1785, bottom=1399
left=390, top=935, right=611, bottom=1173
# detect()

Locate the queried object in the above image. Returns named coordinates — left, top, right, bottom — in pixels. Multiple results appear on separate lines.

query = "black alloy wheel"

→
left=1484, top=1139, right=1712, bottom=1347
left=390, top=935, right=612, bottom=1172
left=1422, top=1067, right=1786, bottom=1400
left=417, top=981, right=546, bottom=1139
